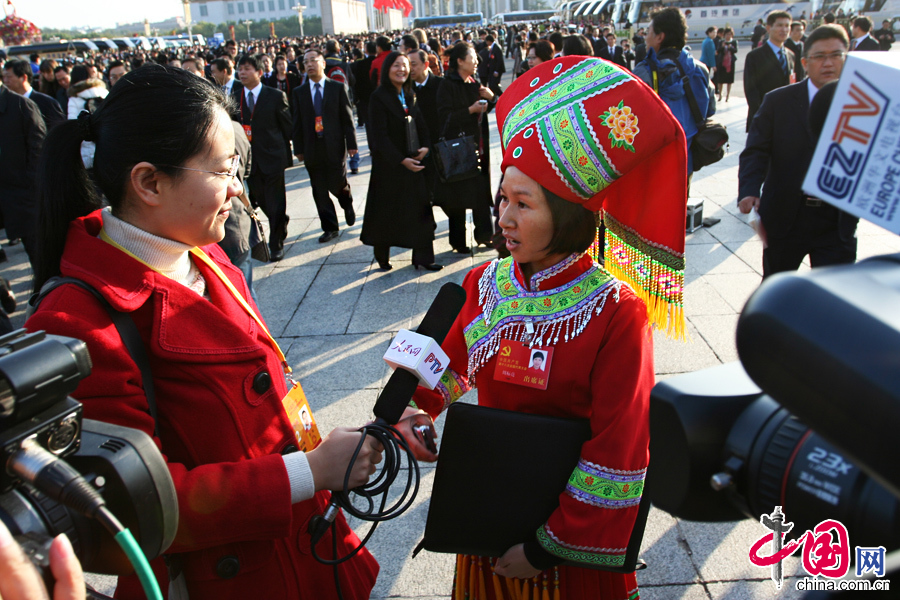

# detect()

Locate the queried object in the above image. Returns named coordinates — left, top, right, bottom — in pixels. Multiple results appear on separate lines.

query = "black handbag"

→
left=416, top=402, right=650, bottom=572
left=238, top=192, right=269, bottom=263
left=672, top=60, right=729, bottom=172
left=432, top=115, right=481, bottom=183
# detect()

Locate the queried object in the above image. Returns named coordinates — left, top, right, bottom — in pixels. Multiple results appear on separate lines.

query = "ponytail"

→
left=33, top=118, right=101, bottom=292
left=32, top=64, right=230, bottom=293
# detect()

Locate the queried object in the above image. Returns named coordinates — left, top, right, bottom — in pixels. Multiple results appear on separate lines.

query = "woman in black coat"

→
left=435, top=42, right=496, bottom=254
left=361, top=52, right=441, bottom=271
left=715, top=28, right=738, bottom=102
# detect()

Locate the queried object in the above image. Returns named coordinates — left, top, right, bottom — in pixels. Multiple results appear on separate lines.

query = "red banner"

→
left=229, top=24, right=235, bottom=40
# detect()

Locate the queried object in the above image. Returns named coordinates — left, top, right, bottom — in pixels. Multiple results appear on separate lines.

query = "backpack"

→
left=671, top=58, right=728, bottom=172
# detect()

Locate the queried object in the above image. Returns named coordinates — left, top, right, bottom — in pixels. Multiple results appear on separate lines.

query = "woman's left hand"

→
left=478, top=86, right=494, bottom=102
left=493, top=544, right=541, bottom=579
left=415, top=147, right=429, bottom=161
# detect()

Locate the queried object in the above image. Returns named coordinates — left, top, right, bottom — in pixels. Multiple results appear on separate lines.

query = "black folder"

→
left=419, top=402, right=650, bottom=572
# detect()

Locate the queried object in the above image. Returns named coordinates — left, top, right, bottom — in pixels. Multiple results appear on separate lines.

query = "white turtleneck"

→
left=101, top=208, right=317, bottom=504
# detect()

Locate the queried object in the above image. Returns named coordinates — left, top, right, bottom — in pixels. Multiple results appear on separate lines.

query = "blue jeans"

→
left=348, top=152, right=360, bottom=172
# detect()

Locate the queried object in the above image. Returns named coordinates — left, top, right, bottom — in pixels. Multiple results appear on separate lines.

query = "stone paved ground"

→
left=6, top=42, right=898, bottom=599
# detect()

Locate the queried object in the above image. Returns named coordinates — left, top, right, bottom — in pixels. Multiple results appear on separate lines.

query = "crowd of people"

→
left=0, top=6, right=893, bottom=599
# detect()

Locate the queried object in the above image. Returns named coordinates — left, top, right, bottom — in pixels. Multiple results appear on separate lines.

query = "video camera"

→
left=0, top=329, right=178, bottom=581
left=648, top=254, right=900, bottom=587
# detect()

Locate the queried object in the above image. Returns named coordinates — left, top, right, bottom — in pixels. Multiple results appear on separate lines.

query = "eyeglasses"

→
left=807, top=51, right=846, bottom=62
left=160, top=155, right=241, bottom=179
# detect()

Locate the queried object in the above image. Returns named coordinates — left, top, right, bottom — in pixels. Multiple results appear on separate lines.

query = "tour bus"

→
left=491, top=9, right=558, bottom=24
left=4, top=40, right=101, bottom=60
left=411, top=12, right=484, bottom=28
left=163, top=34, right=207, bottom=47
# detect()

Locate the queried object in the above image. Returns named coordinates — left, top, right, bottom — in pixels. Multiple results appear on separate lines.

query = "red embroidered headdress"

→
left=496, top=56, right=688, bottom=338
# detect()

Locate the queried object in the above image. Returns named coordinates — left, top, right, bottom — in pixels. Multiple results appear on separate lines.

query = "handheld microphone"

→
left=373, top=282, right=467, bottom=425
left=309, top=282, right=467, bottom=563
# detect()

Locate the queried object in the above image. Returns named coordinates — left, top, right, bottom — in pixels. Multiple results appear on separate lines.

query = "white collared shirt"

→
left=23, top=88, right=32, bottom=99
left=808, top=77, right=820, bottom=105
left=307, top=75, right=327, bottom=97
left=244, top=81, right=263, bottom=105
left=415, top=72, right=430, bottom=88
left=224, top=76, right=236, bottom=94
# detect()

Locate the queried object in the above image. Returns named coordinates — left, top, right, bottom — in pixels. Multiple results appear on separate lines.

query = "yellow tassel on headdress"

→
left=602, top=220, right=687, bottom=340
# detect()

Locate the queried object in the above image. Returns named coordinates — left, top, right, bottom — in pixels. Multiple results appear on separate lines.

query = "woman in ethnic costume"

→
left=402, top=56, right=689, bottom=599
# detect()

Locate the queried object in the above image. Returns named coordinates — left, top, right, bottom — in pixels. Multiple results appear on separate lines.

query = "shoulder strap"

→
left=672, top=58, right=705, bottom=127
left=30, top=277, right=159, bottom=437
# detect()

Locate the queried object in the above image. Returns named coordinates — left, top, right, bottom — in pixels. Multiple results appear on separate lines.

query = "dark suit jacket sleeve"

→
left=22, top=97, right=47, bottom=188
left=291, top=86, right=306, bottom=156
left=275, top=89, right=293, bottom=165
left=338, top=82, right=357, bottom=152
left=368, top=92, right=406, bottom=165
left=743, top=50, right=761, bottom=111
left=35, top=94, right=65, bottom=130
left=738, top=92, right=776, bottom=200
left=413, top=103, right=430, bottom=149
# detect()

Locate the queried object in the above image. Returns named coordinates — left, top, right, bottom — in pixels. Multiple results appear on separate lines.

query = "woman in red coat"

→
left=402, top=56, right=690, bottom=599
left=26, top=65, right=380, bottom=600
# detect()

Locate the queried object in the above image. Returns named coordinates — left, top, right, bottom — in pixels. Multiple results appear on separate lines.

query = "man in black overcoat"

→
left=292, top=49, right=358, bottom=243
left=233, top=54, right=293, bottom=261
left=738, top=25, right=855, bottom=278
left=410, top=50, right=442, bottom=203
left=2, top=59, right=65, bottom=131
left=0, top=85, right=45, bottom=267
left=477, top=34, right=506, bottom=95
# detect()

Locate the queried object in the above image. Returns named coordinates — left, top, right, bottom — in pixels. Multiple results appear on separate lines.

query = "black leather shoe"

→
left=413, top=263, right=443, bottom=272
left=351, top=169, right=359, bottom=174
left=7, top=238, right=20, bottom=247
left=318, top=230, right=339, bottom=243
left=269, top=248, right=284, bottom=262
left=345, top=206, right=356, bottom=227
left=452, top=246, right=471, bottom=254
left=377, top=261, right=393, bottom=271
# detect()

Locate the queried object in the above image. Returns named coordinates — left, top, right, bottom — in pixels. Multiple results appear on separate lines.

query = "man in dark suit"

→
left=352, top=42, right=377, bottom=129
left=409, top=49, right=442, bottom=204
left=2, top=59, right=65, bottom=131
left=850, top=16, right=881, bottom=51
left=0, top=85, right=45, bottom=268
left=738, top=25, right=855, bottom=278
left=234, top=54, right=293, bottom=261
left=743, top=10, right=794, bottom=132
left=785, top=21, right=806, bottom=81
left=292, top=49, right=358, bottom=244
left=477, top=34, right=506, bottom=95
left=596, top=33, right=626, bottom=68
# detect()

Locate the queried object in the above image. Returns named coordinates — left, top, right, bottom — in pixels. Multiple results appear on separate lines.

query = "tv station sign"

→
left=803, top=53, right=900, bottom=234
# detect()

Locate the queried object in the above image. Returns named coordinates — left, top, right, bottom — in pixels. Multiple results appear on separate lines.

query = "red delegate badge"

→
left=493, top=339, right=552, bottom=390
left=242, top=124, right=252, bottom=143
left=281, top=382, right=321, bottom=452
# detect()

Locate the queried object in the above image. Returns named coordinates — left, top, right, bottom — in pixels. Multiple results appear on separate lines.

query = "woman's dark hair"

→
left=379, top=51, right=411, bottom=92
left=444, top=41, right=472, bottom=72
left=543, top=185, right=596, bottom=256
left=532, top=351, right=545, bottom=361
left=529, top=40, right=554, bottom=62
left=34, top=64, right=231, bottom=291
left=562, top=34, right=594, bottom=57
left=70, top=64, right=90, bottom=85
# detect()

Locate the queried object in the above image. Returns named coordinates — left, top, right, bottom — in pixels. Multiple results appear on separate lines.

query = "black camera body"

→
left=0, top=328, right=178, bottom=575
left=648, top=254, right=900, bottom=573
left=0, top=330, right=91, bottom=493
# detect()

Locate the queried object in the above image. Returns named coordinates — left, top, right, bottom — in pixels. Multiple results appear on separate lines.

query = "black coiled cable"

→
left=309, top=418, right=421, bottom=567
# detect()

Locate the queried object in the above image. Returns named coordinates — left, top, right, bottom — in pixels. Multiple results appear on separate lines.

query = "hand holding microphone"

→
left=307, top=428, right=384, bottom=492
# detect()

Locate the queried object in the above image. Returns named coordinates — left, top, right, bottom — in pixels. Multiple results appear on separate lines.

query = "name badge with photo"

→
left=242, top=124, right=253, bottom=143
left=281, top=382, right=321, bottom=452
left=315, top=115, right=324, bottom=135
left=493, top=339, right=553, bottom=390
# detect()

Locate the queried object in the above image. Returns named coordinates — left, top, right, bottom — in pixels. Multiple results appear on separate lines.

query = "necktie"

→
left=313, top=83, right=323, bottom=116
left=778, top=49, right=788, bottom=75
left=221, top=84, right=227, bottom=94
left=246, top=91, right=255, bottom=114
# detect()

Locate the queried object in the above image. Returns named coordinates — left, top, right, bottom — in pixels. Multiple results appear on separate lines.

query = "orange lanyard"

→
left=99, top=227, right=292, bottom=374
